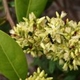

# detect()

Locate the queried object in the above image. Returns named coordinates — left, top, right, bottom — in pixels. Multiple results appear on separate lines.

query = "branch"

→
left=2, top=0, right=15, bottom=29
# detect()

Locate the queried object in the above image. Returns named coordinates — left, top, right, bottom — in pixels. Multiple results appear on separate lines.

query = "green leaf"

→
left=49, top=60, right=55, bottom=73
left=15, top=0, right=48, bottom=22
left=64, top=75, right=76, bottom=80
left=32, top=56, right=49, bottom=73
left=15, top=0, right=28, bottom=22
left=0, top=30, right=28, bottom=80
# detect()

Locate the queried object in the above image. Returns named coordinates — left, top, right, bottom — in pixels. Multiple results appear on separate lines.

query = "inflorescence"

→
left=10, top=12, right=80, bottom=71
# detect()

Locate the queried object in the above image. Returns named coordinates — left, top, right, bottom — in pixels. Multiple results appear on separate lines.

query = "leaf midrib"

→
left=0, top=44, right=20, bottom=79
left=26, top=0, right=32, bottom=17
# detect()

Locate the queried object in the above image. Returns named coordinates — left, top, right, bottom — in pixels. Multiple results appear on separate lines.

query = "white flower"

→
left=60, top=11, right=67, bottom=18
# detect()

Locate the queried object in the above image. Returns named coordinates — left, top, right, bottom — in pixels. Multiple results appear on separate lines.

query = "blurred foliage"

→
left=32, top=56, right=80, bottom=80
left=0, top=22, right=11, bottom=33
left=0, top=0, right=14, bottom=32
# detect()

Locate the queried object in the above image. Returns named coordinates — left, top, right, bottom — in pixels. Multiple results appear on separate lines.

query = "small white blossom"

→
left=10, top=12, right=80, bottom=71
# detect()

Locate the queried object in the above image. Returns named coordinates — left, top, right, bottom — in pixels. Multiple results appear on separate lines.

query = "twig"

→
left=2, top=0, right=15, bottom=29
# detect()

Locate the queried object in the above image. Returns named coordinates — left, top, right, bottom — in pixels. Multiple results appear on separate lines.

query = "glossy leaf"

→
left=0, top=30, right=28, bottom=80
left=15, top=0, right=48, bottom=22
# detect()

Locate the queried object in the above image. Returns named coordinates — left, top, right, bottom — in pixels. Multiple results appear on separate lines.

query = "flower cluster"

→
left=25, top=68, right=53, bottom=80
left=10, top=12, right=80, bottom=71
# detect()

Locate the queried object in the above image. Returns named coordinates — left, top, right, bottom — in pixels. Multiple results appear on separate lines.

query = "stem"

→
left=2, top=0, right=15, bottom=29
